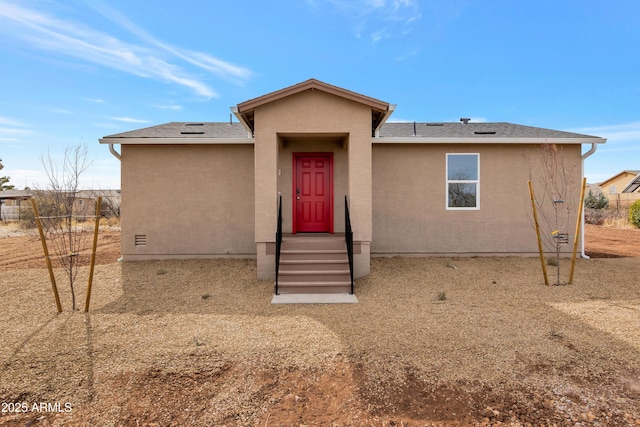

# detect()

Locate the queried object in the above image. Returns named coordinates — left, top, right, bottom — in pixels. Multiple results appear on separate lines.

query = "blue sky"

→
left=1, top=0, right=639, bottom=189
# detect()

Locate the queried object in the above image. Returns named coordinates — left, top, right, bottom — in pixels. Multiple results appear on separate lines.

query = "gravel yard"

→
left=1, top=225, right=639, bottom=426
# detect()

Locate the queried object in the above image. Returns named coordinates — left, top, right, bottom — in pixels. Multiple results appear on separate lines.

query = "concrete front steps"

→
left=276, top=234, right=353, bottom=295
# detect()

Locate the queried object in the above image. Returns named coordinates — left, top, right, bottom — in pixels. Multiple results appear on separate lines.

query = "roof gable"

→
left=237, top=78, right=389, bottom=112
left=235, top=79, right=390, bottom=134
left=598, top=170, right=640, bottom=187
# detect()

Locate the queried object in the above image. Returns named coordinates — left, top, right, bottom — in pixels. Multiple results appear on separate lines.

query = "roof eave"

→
left=98, top=137, right=254, bottom=145
left=230, top=106, right=254, bottom=136
left=372, top=137, right=608, bottom=144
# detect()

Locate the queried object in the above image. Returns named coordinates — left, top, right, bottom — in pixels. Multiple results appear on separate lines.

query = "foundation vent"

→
left=134, top=235, right=147, bottom=246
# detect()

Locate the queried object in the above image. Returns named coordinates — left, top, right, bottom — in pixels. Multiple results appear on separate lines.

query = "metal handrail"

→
left=275, top=194, right=283, bottom=295
left=344, top=195, right=354, bottom=294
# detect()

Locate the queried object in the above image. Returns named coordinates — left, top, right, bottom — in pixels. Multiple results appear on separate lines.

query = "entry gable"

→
left=235, top=79, right=391, bottom=134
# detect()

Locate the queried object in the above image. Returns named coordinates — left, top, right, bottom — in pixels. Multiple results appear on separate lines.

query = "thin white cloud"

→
left=597, top=145, right=640, bottom=153
left=109, top=117, right=150, bottom=123
left=89, top=1, right=253, bottom=85
left=0, top=116, right=32, bottom=142
left=569, top=121, right=640, bottom=143
left=395, top=47, right=421, bottom=61
left=308, top=0, right=421, bottom=41
left=0, top=116, right=27, bottom=127
left=0, top=1, right=253, bottom=98
left=0, top=127, right=33, bottom=135
left=47, top=108, right=72, bottom=114
left=1, top=169, right=48, bottom=189
left=371, top=29, right=388, bottom=43
left=93, top=122, right=120, bottom=129
left=154, top=104, right=183, bottom=111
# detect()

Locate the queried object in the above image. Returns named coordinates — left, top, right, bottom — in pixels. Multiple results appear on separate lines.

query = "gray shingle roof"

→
left=103, top=122, right=249, bottom=139
left=378, top=122, right=601, bottom=139
left=0, top=189, right=32, bottom=199
left=102, top=121, right=602, bottom=140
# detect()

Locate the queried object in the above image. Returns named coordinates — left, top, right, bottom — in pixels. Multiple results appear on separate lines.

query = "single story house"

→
left=74, top=189, right=122, bottom=219
left=99, top=79, right=606, bottom=294
left=0, top=189, right=121, bottom=222
left=0, top=190, right=32, bottom=221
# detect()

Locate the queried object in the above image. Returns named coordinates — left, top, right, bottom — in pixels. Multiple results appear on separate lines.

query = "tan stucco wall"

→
left=121, top=144, right=255, bottom=260
left=371, top=143, right=583, bottom=255
left=253, top=89, right=374, bottom=278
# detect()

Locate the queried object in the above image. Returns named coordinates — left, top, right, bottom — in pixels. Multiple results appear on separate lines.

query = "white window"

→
left=446, top=153, right=479, bottom=209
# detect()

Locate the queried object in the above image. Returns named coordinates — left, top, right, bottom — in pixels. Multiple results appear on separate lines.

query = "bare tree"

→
left=527, top=143, right=577, bottom=285
left=34, top=145, right=93, bottom=310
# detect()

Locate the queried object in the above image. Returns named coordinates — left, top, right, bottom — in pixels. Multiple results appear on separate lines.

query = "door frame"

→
left=292, top=152, right=334, bottom=234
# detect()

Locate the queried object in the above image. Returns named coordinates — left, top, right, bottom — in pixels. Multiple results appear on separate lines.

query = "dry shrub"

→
left=584, top=208, right=606, bottom=225
left=630, top=200, right=640, bottom=228
left=603, top=209, right=632, bottom=228
left=585, top=208, right=631, bottom=228
left=101, top=217, right=121, bottom=228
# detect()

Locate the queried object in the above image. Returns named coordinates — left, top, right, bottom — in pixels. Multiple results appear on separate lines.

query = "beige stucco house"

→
left=596, top=170, right=640, bottom=195
left=99, top=79, right=606, bottom=294
left=590, top=170, right=640, bottom=209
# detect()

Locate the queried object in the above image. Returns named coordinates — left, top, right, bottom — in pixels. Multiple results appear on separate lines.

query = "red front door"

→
left=294, top=154, right=333, bottom=233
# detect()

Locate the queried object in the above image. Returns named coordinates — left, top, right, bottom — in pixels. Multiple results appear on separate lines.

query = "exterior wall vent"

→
left=134, top=235, right=147, bottom=246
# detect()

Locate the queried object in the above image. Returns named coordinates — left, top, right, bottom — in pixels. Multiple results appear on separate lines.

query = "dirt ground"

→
left=1, top=223, right=639, bottom=426
left=584, top=223, right=640, bottom=258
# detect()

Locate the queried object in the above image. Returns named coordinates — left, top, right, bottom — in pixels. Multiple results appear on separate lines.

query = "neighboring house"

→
left=0, top=189, right=120, bottom=222
left=75, top=189, right=121, bottom=219
left=0, top=190, right=32, bottom=221
left=99, top=79, right=606, bottom=293
left=592, top=170, right=640, bottom=209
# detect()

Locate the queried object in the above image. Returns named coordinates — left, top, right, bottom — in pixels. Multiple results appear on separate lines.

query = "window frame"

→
left=446, top=153, right=480, bottom=210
